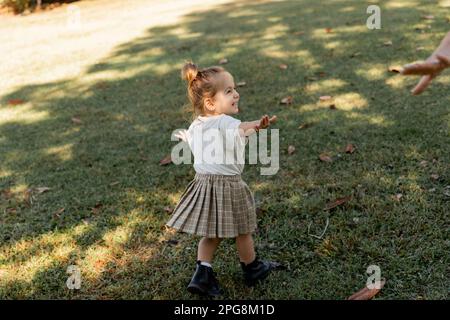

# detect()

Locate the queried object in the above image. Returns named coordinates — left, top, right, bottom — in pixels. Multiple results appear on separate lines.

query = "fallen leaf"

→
left=430, top=174, right=439, bottom=181
left=388, top=66, right=402, bottom=73
left=1, top=189, right=13, bottom=199
left=394, top=193, right=403, bottom=201
left=319, top=95, right=332, bottom=102
left=416, top=46, right=425, bottom=51
left=350, top=52, right=361, bottom=58
left=325, top=28, right=333, bottom=33
left=293, top=31, right=304, bottom=36
left=279, top=64, right=288, bottom=70
left=164, top=206, right=173, bottom=214
left=35, top=187, right=51, bottom=194
left=348, top=279, right=386, bottom=300
left=6, top=207, right=17, bottom=214
left=299, top=123, right=314, bottom=129
left=329, top=104, right=336, bottom=110
left=268, top=261, right=287, bottom=270
left=236, top=81, right=246, bottom=87
left=288, top=145, right=295, bottom=155
left=419, top=160, right=428, bottom=167
left=23, top=189, right=33, bottom=206
left=422, top=15, right=434, bottom=20
left=71, top=117, right=82, bottom=124
left=109, top=181, right=120, bottom=186
left=443, top=186, right=450, bottom=197
left=345, top=144, right=356, bottom=154
left=54, top=207, right=65, bottom=218
left=159, top=155, right=172, bottom=166
left=92, top=203, right=103, bottom=214
left=95, top=82, right=108, bottom=90
left=319, top=153, right=333, bottom=163
left=324, top=196, right=352, bottom=210
left=383, top=40, right=393, bottom=46
left=8, top=99, right=25, bottom=106
left=166, top=239, right=179, bottom=245
left=219, top=58, right=228, bottom=64
left=280, top=96, right=293, bottom=105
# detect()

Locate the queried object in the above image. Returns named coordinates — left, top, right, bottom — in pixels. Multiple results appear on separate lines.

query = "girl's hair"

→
left=181, top=61, right=225, bottom=116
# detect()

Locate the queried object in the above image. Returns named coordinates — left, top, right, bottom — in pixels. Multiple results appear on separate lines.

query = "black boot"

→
left=240, top=256, right=273, bottom=287
left=187, top=261, right=222, bottom=297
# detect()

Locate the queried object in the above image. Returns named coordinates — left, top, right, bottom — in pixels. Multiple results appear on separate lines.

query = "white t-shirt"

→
left=186, top=114, right=246, bottom=175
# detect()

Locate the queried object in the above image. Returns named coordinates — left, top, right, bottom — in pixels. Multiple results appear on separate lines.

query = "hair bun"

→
left=181, top=61, right=199, bottom=83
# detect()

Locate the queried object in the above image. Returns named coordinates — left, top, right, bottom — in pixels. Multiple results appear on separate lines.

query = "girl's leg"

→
left=235, top=233, right=256, bottom=264
left=197, top=237, right=222, bottom=262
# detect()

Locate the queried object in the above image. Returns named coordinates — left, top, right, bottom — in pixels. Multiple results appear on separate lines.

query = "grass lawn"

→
left=0, top=0, right=449, bottom=299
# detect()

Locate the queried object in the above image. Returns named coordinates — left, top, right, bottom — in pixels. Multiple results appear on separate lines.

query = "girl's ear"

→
left=204, top=98, right=215, bottom=112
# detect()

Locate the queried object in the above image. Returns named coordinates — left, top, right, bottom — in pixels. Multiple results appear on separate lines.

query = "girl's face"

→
left=208, top=72, right=240, bottom=115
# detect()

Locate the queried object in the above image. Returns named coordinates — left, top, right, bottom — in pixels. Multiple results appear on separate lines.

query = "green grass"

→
left=0, top=0, right=449, bottom=299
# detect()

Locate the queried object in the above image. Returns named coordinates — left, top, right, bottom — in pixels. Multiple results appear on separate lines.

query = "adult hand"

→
left=400, top=32, right=450, bottom=95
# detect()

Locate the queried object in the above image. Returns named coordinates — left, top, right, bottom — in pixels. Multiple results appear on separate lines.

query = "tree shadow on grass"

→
left=0, top=0, right=448, bottom=299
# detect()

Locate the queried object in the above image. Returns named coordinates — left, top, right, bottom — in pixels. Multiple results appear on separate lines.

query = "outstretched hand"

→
left=400, top=31, right=450, bottom=95
left=256, top=115, right=277, bottom=131
left=401, top=54, right=450, bottom=95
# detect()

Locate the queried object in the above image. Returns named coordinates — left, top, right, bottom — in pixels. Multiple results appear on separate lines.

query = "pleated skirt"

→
left=166, top=173, right=257, bottom=238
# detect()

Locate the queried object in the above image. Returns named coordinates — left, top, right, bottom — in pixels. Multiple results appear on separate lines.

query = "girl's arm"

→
left=238, top=115, right=277, bottom=137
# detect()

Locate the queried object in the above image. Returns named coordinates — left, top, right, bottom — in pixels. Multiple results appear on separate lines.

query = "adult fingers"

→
left=401, top=62, right=439, bottom=75
left=411, top=75, right=433, bottom=95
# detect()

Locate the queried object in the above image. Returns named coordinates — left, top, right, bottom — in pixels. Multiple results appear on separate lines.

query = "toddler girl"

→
left=166, top=61, right=277, bottom=297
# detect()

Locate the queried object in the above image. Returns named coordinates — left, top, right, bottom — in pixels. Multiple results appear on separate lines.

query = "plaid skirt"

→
left=166, top=173, right=257, bottom=238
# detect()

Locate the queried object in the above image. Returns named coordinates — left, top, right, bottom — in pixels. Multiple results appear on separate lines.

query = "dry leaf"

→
left=159, top=155, right=172, bottom=166
left=419, top=160, right=428, bottom=167
left=422, top=15, right=434, bottom=20
left=350, top=52, right=361, bottom=58
left=1, top=189, right=13, bottom=199
left=325, top=28, right=333, bottom=33
left=416, top=46, right=425, bottom=51
left=388, top=66, right=402, bottom=73
left=71, top=117, right=82, bottom=124
left=8, top=99, right=25, bottom=106
left=236, top=81, right=246, bottom=87
left=324, top=196, right=351, bottom=210
left=288, top=145, right=295, bottom=155
left=394, top=193, right=403, bottom=201
left=95, top=82, right=108, bottom=90
left=430, top=174, right=439, bottom=181
left=319, top=153, right=333, bottom=163
left=348, top=279, right=386, bottom=300
left=299, top=123, right=314, bottom=130
left=219, top=58, right=228, bottom=64
left=345, top=144, right=356, bottom=154
left=35, top=187, right=51, bottom=194
left=54, top=207, right=65, bottom=218
left=293, top=31, right=304, bottom=36
left=279, top=64, right=288, bottom=70
left=23, top=188, right=33, bottom=205
left=319, top=95, right=332, bottom=102
left=383, top=40, right=393, bottom=46
left=329, top=104, right=337, bottom=110
left=166, top=239, right=179, bottom=245
left=92, top=203, right=103, bottom=214
left=443, top=186, right=450, bottom=197
left=164, top=206, right=173, bottom=214
left=280, top=96, right=293, bottom=105
left=109, top=181, right=120, bottom=186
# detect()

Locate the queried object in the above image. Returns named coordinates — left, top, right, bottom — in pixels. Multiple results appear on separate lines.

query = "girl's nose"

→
left=234, top=91, right=240, bottom=99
